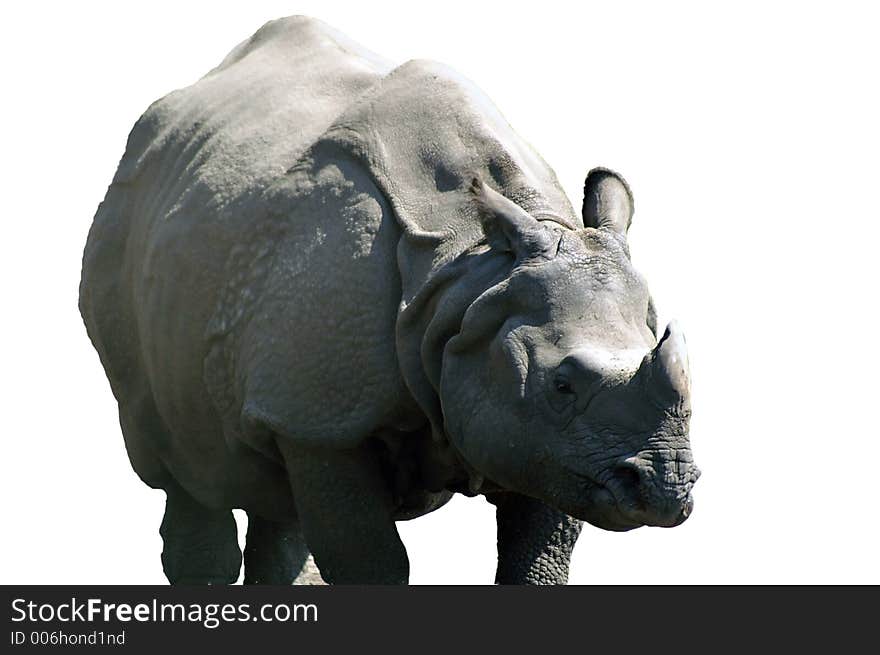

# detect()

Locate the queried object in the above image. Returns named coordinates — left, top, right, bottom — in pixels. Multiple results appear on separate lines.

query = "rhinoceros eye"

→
left=554, top=376, right=575, bottom=395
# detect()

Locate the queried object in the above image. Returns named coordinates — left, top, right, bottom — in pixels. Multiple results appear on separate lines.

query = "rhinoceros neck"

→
left=394, top=246, right=514, bottom=490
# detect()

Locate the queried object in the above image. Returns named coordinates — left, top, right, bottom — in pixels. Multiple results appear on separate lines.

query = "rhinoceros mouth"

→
left=633, top=492, right=694, bottom=528
left=603, top=483, right=695, bottom=529
left=558, top=473, right=644, bottom=530
left=584, top=485, right=647, bottom=531
left=564, top=456, right=697, bottom=530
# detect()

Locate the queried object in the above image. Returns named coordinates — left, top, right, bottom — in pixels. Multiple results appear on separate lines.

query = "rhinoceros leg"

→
left=489, top=493, right=583, bottom=585
left=278, top=441, right=409, bottom=584
left=243, top=515, right=326, bottom=585
left=159, top=479, right=242, bottom=585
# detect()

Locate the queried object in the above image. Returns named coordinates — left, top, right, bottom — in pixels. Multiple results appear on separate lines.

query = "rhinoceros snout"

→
left=608, top=455, right=699, bottom=527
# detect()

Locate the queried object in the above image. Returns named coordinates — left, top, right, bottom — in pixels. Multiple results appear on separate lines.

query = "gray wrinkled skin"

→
left=79, top=16, right=698, bottom=585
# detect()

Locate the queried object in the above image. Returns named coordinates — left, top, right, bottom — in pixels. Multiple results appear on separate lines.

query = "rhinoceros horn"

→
left=582, top=167, right=634, bottom=236
left=470, top=176, right=557, bottom=260
left=650, top=321, right=691, bottom=409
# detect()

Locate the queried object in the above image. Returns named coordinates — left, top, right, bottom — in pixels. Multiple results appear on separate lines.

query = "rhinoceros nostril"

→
left=612, top=459, right=644, bottom=495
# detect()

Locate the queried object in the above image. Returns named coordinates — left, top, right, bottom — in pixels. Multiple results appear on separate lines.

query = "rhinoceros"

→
left=79, top=16, right=698, bottom=585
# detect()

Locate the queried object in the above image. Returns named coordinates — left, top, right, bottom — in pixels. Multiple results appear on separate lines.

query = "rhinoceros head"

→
left=440, top=170, right=699, bottom=531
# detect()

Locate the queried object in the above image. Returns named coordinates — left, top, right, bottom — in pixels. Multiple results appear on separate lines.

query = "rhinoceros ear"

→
left=582, top=167, right=634, bottom=236
left=470, top=176, right=556, bottom=260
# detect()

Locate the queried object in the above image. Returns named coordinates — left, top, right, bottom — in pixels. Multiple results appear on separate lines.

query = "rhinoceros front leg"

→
left=243, top=515, right=325, bottom=585
left=159, top=478, right=242, bottom=585
left=278, top=441, right=409, bottom=584
left=488, top=492, right=583, bottom=585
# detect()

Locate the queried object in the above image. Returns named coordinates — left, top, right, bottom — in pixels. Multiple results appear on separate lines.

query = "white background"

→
left=2, top=1, right=878, bottom=584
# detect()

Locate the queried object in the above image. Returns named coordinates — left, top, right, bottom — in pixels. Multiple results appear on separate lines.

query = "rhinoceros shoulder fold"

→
left=300, top=56, right=579, bottom=307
